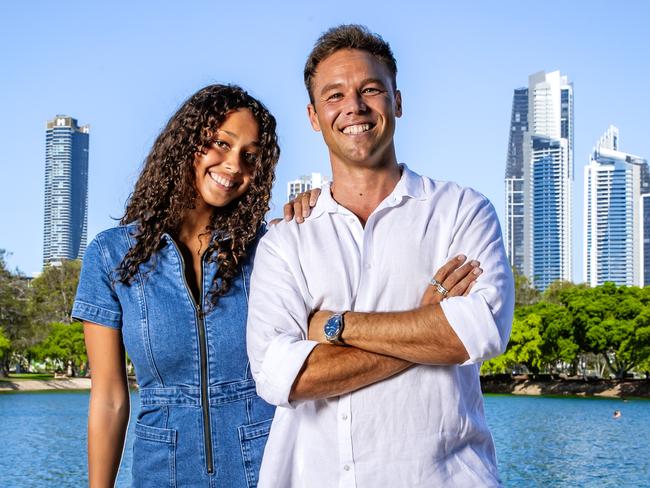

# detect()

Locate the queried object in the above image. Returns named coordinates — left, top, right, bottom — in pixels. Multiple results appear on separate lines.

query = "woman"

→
left=73, top=85, right=280, bottom=487
left=73, top=84, right=478, bottom=487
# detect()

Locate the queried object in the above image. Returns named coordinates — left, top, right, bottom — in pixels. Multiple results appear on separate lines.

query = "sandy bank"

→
left=3, top=376, right=649, bottom=398
left=0, top=377, right=91, bottom=392
left=481, top=376, right=650, bottom=399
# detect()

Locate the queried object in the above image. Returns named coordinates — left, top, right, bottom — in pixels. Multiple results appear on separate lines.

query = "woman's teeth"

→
left=209, top=173, right=235, bottom=188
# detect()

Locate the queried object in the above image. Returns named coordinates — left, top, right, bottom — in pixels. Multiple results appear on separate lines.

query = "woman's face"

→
left=194, top=108, right=260, bottom=209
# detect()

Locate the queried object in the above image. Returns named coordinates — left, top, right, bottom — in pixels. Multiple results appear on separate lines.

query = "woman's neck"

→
left=177, top=204, right=213, bottom=255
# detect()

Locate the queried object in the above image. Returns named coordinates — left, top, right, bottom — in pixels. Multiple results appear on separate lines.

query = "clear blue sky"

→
left=1, top=1, right=649, bottom=278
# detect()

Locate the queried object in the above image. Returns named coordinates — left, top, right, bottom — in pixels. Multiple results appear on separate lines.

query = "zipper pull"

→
left=197, top=307, right=204, bottom=321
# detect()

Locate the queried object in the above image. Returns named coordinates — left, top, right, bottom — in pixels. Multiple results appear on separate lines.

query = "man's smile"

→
left=340, top=122, right=375, bottom=135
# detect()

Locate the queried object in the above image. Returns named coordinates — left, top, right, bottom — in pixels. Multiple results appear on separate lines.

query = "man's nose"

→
left=345, top=92, right=367, bottom=114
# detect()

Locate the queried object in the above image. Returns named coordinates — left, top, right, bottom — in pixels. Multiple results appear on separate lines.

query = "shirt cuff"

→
left=439, top=294, right=503, bottom=365
left=256, top=335, right=319, bottom=408
left=71, top=300, right=122, bottom=329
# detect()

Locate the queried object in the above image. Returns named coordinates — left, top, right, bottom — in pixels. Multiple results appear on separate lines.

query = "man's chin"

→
left=339, top=148, right=377, bottom=166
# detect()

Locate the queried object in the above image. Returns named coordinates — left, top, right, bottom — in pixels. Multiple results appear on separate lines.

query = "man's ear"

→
left=307, top=104, right=321, bottom=132
left=395, top=90, right=403, bottom=118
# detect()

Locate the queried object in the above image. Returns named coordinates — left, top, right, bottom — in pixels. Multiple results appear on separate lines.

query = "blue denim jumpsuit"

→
left=72, top=224, right=274, bottom=487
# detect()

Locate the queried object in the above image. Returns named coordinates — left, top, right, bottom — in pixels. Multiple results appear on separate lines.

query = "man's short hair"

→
left=304, top=24, right=398, bottom=104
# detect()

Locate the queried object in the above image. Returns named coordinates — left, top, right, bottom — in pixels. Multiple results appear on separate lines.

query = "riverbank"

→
left=3, top=375, right=649, bottom=398
left=481, top=375, right=650, bottom=399
left=0, top=376, right=138, bottom=392
left=0, top=377, right=91, bottom=392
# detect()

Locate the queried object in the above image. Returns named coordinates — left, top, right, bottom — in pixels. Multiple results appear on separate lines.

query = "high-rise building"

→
left=643, top=194, right=650, bottom=286
left=287, top=173, right=328, bottom=200
left=43, top=115, right=90, bottom=267
left=521, top=71, right=574, bottom=290
left=504, top=87, right=528, bottom=275
left=640, top=162, right=650, bottom=287
left=583, top=126, right=646, bottom=287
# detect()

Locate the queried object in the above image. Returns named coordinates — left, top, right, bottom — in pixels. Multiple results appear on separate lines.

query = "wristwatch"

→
left=324, top=312, right=346, bottom=345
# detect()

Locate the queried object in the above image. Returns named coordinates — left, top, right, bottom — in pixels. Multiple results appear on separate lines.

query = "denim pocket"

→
left=132, top=421, right=177, bottom=488
left=238, top=417, right=273, bottom=488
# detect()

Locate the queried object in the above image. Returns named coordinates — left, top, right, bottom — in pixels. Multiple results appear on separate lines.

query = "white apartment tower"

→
left=287, top=173, right=328, bottom=200
left=43, top=115, right=90, bottom=267
left=584, top=126, right=646, bottom=287
left=522, top=71, right=574, bottom=290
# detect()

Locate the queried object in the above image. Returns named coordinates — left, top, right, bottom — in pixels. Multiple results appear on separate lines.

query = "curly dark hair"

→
left=304, top=24, right=397, bottom=104
left=117, top=84, right=279, bottom=307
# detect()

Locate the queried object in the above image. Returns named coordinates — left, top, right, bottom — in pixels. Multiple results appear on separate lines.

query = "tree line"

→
left=2, top=249, right=650, bottom=379
left=0, top=250, right=85, bottom=377
left=482, top=274, right=650, bottom=379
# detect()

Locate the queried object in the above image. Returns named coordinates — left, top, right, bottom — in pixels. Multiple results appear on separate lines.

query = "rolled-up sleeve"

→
left=71, top=235, right=123, bottom=329
left=439, top=192, right=514, bottom=364
left=246, top=230, right=318, bottom=408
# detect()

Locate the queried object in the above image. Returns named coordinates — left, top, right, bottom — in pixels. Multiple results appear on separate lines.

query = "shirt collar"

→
left=394, top=163, right=426, bottom=201
left=308, top=163, right=426, bottom=220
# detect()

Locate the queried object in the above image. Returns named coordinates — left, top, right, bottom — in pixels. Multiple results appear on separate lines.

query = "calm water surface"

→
left=0, top=392, right=648, bottom=487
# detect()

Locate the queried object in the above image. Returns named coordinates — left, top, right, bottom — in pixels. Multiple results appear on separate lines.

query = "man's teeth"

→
left=342, top=124, right=372, bottom=135
left=209, top=173, right=235, bottom=188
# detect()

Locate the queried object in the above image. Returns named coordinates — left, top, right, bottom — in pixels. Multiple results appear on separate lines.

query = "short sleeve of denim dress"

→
left=72, top=225, right=274, bottom=488
left=72, top=237, right=123, bottom=328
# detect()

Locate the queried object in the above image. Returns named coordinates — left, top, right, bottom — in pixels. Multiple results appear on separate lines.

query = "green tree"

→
left=0, top=250, right=34, bottom=374
left=508, top=313, right=544, bottom=372
left=484, top=281, right=650, bottom=379
left=0, top=327, right=10, bottom=376
left=542, top=280, right=585, bottom=305
left=536, top=302, right=577, bottom=373
left=29, top=260, right=81, bottom=325
left=513, top=270, right=540, bottom=308
left=482, top=313, right=543, bottom=374
left=31, top=322, right=87, bottom=376
left=568, top=283, right=650, bottom=378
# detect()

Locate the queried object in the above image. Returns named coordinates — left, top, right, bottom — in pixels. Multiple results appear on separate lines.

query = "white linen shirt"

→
left=247, top=165, right=514, bottom=488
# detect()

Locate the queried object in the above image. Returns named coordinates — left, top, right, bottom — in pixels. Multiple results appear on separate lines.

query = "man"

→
left=247, top=25, right=514, bottom=487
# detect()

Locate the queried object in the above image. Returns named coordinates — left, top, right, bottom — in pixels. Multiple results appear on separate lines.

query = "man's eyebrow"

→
left=320, top=78, right=388, bottom=96
left=319, top=82, right=344, bottom=95
left=360, top=77, right=387, bottom=87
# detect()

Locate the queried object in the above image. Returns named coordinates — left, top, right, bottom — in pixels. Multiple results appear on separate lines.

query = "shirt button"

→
left=365, top=263, right=372, bottom=269
left=341, top=413, right=348, bottom=420
left=343, top=465, right=350, bottom=471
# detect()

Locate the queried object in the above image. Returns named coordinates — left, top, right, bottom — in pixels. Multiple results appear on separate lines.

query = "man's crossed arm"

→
left=247, top=198, right=514, bottom=407
left=289, top=257, right=479, bottom=401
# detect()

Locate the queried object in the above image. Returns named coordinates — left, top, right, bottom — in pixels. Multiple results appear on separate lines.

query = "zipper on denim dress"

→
left=169, top=238, right=214, bottom=474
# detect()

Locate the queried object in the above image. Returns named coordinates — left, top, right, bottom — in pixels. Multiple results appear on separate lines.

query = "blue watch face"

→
left=324, top=314, right=342, bottom=339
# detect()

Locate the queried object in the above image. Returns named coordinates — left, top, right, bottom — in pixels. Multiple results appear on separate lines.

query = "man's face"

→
left=307, top=48, right=402, bottom=169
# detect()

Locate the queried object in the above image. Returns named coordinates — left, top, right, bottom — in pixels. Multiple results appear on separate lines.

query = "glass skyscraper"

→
left=643, top=194, right=650, bottom=286
left=583, top=126, right=646, bottom=287
left=504, top=88, right=528, bottom=275
left=641, top=163, right=650, bottom=286
left=521, top=71, right=574, bottom=290
left=43, top=115, right=90, bottom=267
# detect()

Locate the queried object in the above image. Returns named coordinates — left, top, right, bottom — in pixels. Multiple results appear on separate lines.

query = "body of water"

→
left=0, top=391, right=648, bottom=487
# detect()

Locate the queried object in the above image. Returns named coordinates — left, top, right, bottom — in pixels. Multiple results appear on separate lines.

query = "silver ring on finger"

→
left=429, top=278, right=448, bottom=297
